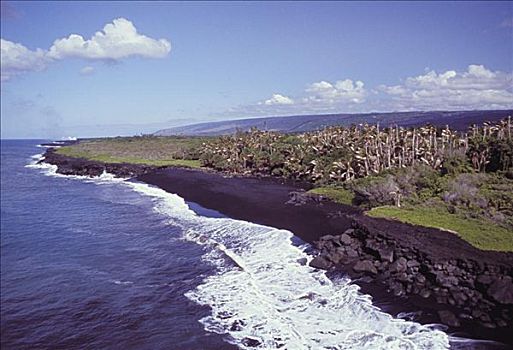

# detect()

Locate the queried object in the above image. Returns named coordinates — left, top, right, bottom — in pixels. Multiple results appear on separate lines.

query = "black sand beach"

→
left=138, top=167, right=513, bottom=348
left=42, top=149, right=513, bottom=347
left=139, top=168, right=359, bottom=242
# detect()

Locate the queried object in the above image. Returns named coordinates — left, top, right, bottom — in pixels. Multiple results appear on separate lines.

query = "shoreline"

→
left=41, top=147, right=513, bottom=347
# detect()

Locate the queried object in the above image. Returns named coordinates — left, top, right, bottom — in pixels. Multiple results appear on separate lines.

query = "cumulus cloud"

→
left=1, top=39, right=49, bottom=81
left=1, top=18, right=171, bottom=81
left=80, top=66, right=95, bottom=75
left=257, top=79, right=365, bottom=110
left=379, top=65, right=513, bottom=110
left=227, top=77, right=367, bottom=118
left=262, top=94, right=294, bottom=105
left=47, top=18, right=171, bottom=60
left=223, top=64, right=512, bottom=119
left=305, top=79, right=366, bottom=104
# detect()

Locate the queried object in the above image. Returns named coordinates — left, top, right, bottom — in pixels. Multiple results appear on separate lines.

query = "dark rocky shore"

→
left=42, top=148, right=513, bottom=347
left=43, top=148, right=157, bottom=178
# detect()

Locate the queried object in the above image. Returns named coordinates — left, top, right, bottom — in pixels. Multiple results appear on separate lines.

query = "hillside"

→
left=154, top=110, right=512, bottom=136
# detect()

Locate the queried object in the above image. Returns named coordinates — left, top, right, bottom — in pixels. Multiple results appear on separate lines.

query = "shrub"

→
left=441, top=148, right=473, bottom=175
left=353, top=175, right=400, bottom=208
left=443, top=173, right=488, bottom=209
left=487, top=138, right=513, bottom=172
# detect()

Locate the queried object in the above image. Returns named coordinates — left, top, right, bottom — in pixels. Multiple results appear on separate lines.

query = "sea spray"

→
left=123, top=180, right=450, bottom=350
left=29, top=154, right=451, bottom=349
left=26, top=153, right=128, bottom=184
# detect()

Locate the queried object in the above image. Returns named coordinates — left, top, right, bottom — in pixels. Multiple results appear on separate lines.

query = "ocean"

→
left=1, top=140, right=453, bottom=349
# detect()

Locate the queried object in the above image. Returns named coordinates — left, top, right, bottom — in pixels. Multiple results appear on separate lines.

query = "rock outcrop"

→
left=42, top=148, right=158, bottom=178
left=311, top=219, right=513, bottom=332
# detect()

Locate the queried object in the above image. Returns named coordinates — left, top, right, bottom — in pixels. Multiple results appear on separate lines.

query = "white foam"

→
left=25, top=154, right=60, bottom=175
left=25, top=153, right=45, bottom=166
left=112, top=280, right=134, bottom=286
left=26, top=154, right=128, bottom=183
left=121, top=181, right=450, bottom=349
left=94, top=170, right=129, bottom=183
left=30, top=153, right=44, bottom=160
left=36, top=144, right=62, bottom=148
left=27, top=164, right=453, bottom=349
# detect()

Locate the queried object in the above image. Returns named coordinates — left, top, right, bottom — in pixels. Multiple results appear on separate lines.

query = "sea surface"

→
left=1, top=140, right=459, bottom=349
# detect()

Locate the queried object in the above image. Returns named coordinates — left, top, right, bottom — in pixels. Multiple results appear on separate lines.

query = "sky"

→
left=1, top=1, right=512, bottom=139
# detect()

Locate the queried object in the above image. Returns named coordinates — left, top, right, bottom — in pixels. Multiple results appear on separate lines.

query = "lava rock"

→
left=297, top=258, right=308, bottom=266
left=309, top=256, right=332, bottom=270
left=487, top=278, right=513, bottom=304
left=437, top=310, right=460, bottom=327
left=230, top=319, right=246, bottom=331
left=419, top=289, right=431, bottom=298
left=476, top=274, right=493, bottom=288
left=435, top=271, right=459, bottom=287
left=339, top=233, right=353, bottom=245
left=242, top=337, right=261, bottom=347
left=416, top=274, right=426, bottom=284
left=353, top=260, right=378, bottom=275
left=286, top=191, right=309, bottom=206
left=389, top=281, right=404, bottom=296
left=389, top=257, right=407, bottom=273
left=407, top=259, right=420, bottom=268
left=328, top=249, right=346, bottom=264
left=378, top=247, right=394, bottom=263
left=345, top=247, right=359, bottom=258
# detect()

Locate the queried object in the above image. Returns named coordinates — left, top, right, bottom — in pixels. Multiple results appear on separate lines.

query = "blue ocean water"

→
left=1, top=140, right=231, bottom=349
left=1, top=140, right=456, bottom=350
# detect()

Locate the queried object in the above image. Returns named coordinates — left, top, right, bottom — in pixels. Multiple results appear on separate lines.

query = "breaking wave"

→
left=26, top=153, right=127, bottom=183
left=28, top=155, right=454, bottom=349
left=124, top=181, right=450, bottom=350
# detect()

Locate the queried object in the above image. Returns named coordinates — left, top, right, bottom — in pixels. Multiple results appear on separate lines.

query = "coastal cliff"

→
left=41, top=146, right=513, bottom=346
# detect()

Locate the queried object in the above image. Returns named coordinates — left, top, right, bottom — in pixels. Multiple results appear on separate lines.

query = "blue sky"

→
left=1, top=1, right=512, bottom=138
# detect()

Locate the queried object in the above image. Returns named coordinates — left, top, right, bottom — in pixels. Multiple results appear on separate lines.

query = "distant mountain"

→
left=154, top=110, right=513, bottom=136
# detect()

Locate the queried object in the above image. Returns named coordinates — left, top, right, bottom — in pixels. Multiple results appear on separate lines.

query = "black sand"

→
left=138, top=167, right=513, bottom=348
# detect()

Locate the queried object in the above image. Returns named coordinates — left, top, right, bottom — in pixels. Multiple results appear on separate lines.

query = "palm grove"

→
left=54, top=116, right=513, bottom=250
left=199, top=118, right=513, bottom=233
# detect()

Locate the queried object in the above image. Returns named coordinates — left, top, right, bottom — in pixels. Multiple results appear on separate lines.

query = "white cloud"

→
left=80, top=66, right=95, bottom=75
left=263, top=94, right=294, bottom=105
left=262, top=78, right=366, bottom=111
left=305, top=79, right=366, bottom=104
left=222, top=65, right=512, bottom=119
left=1, top=39, right=49, bottom=81
left=47, top=18, right=171, bottom=61
left=379, top=65, right=513, bottom=110
left=1, top=18, right=171, bottom=82
left=228, top=77, right=367, bottom=118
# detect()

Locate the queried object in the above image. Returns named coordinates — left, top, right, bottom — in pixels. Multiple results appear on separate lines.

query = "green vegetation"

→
left=368, top=205, right=513, bottom=252
left=198, top=118, right=512, bottom=251
left=55, top=118, right=513, bottom=251
left=56, top=136, right=207, bottom=168
left=200, top=118, right=512, bottom=183
left=307, top=187, right=354, bottom=205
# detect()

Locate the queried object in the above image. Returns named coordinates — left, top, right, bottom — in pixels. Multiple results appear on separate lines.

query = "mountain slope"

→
left=154, top=110, right=512, bottom=136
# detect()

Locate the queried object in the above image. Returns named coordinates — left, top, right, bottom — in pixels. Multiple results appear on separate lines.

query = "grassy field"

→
left=56, top=136, right=208, bottom=168
left=367, top=205, right=513, bottom=252
left=307, top=187, right=355, bottom=205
